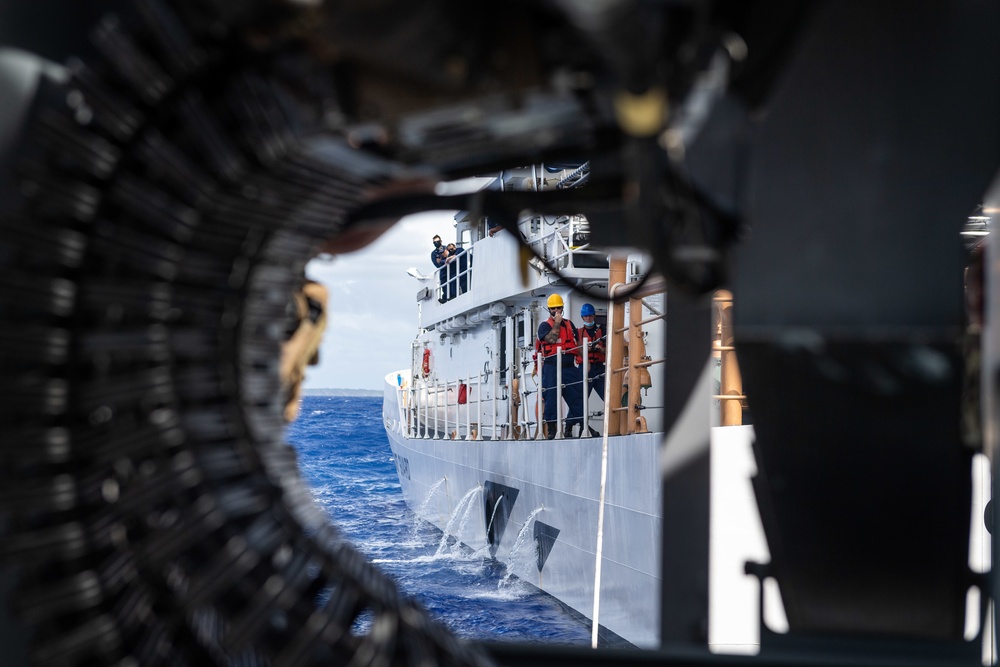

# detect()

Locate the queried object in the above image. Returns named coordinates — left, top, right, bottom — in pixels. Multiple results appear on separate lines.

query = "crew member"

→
left=575, top=303, right=606, bottom=402
left=536, top=294, right=584, bottom=438
left=431, top=235, right=447, bottom=302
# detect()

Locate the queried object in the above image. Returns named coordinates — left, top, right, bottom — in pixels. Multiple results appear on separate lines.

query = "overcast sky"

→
left=303, top=210, right=457, bottom=391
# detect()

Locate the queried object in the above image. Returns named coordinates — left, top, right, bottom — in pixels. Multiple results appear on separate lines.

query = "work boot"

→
left=565, top=423, right=579, bottom=438
left=586, top=426, right=600, bottom=438
left=545, top=423, right=556, bottom=440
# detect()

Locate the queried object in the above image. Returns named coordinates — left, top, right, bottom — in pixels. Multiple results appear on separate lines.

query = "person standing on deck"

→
left=431, top=235, right=448, bottom=302
left=537, top=294, right=584, bottom=438
left=575, top=303, right=606, bottom=402
left=575, top=303, right=605, bottom=438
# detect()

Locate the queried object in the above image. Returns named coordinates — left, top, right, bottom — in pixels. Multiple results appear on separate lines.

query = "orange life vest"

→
left=577, top=324, right=606, bottom=364
left=537, top=318, right=578, bottom=362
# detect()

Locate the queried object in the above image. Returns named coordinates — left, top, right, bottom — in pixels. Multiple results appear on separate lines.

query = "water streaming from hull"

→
left=500, top=506, right=545, bottom=588
left=435, top=486, right=482, bottom=557
left=453, top=490, right=480, bottom=554
left=413, top=477, right=447, bottom=537
left=288, top=395, right=592, bottom=644
left=485, top=496, right=504, bottom=539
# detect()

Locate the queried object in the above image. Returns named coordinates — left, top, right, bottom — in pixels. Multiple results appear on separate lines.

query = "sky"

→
left=302, top=210, right=458, bottom=391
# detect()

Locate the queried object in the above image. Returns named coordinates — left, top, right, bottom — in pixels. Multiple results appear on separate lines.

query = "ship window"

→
left=571, top=253, right=610, bottom=269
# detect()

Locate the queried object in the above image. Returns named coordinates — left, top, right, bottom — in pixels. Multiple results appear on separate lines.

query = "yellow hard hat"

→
left=547, top=294, right=564, bottom=309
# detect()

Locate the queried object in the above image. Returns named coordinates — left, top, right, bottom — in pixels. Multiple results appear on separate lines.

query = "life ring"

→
left=422, top=347, right=432, bottom=376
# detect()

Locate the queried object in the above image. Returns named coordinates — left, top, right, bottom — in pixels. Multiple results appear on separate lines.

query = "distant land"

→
left=303, top=388, right=381, bottom=397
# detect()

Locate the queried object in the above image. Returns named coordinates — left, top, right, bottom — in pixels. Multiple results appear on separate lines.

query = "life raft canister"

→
left=422, top=348, right=431, bottom=376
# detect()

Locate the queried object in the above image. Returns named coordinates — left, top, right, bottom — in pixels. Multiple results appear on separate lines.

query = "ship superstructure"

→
left=382, top=166, right=757, bottom=648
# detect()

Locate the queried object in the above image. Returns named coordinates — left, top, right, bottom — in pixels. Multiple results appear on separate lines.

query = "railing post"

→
left=522, top=367, right=530, bottom=439
left=627, top=295, right=643, bottom=435
left=583, top=338, right=590, bottom=436
left=432, top=381, right=440, bottom=439
left=492, top=359, right=498, bottom=441
left=444, top=380, right=451, bottom=440
left=464, top=376, right=471, bottom=441
left=423, top=383, right=428, bottom=438
left=475, top=372, right=482, bottom=440
left=536, top=362, right=544, bottom=440
left=556, top=345, right=564, bottom=438
left=568, top=216, right=575, bottom=268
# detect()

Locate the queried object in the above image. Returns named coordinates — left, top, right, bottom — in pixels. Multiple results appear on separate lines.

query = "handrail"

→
left=614, top=311, right=665, bottom=332
left=606, top=257, right=663, bottom=435
left=435, top=245, right=475, bottom=303
left=403, top=276, right=747, bottom=440
left=522, top=215, right=601, bottom=270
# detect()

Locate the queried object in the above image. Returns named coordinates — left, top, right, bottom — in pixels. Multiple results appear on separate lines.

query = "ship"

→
left=2, top=1, right=998, bottom=665
left=382, top=166, right=763, bottom=649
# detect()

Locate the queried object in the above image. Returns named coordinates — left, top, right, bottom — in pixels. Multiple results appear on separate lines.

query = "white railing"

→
left=405, top=365, right=605, bottom=442
left=404, top=280, right=751, bottom=440
left=522, top=216, right=605, bottom=271
left=434, top=245, right=475, bottom=304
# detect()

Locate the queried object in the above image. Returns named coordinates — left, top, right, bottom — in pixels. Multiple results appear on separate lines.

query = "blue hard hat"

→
left=580, top=303, right=596, bottom=317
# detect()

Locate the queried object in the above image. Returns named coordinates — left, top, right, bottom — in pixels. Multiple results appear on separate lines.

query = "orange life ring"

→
left=421, top=348, right=431, bottom=376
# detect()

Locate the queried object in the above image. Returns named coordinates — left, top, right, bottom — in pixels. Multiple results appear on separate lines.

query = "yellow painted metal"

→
left=607, top=258, right=628, bottom=435
left=713, top=290, right=744, bottom=426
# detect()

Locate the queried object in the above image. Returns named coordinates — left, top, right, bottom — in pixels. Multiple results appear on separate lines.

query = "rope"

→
left=591, top=301, right=616, bottom=648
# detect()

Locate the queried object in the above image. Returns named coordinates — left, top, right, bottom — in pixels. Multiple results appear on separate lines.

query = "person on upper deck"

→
left=431, top=235, right=448, bottom=302
left=575, top=303, right=606, bottom=404
left=537, top=294, right=584, bottom=439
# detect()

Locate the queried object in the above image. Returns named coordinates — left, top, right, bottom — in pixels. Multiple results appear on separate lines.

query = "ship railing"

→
left=606, top=258, right=664, bottom=436
left=533, top=343, right=608, bottom=440
left=407, top=361, right=613, bottom=442
left=407, top=367, right=547, bottom=442
left=607, top=324, right=663, bottom=435
left=434, top=245, right=474, bottom=304
left=604, top=259, right=745, bottom=431
left=403, top=290, right=743, bottom=440
left=405, top=375, right=489, bottom=441
left=523, top=215, right=604, bottom=271
left=580, top=337, right=607, bottom=437
left=514, top=357, right=540, bottom=440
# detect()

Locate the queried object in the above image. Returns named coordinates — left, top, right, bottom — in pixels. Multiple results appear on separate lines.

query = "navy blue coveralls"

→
left=537, top=318, right=584, bottom=436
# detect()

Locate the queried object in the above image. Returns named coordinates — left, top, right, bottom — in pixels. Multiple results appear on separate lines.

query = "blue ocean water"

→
left=285, top=394, right=592, bottom=644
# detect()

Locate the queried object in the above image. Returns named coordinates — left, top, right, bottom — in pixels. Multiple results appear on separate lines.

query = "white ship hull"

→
left=380, top=167, right=769, bottom=649
left=383, top=373, right=771, bottom=649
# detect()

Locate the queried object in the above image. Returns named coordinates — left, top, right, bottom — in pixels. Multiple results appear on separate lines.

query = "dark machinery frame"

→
left=1, top=1, right=998, bottom=665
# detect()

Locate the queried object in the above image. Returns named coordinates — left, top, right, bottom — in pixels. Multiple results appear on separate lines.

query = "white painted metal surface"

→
left=385, top=373, right=777, bottom=649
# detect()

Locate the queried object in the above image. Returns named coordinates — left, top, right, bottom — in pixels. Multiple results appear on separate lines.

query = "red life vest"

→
left=577, top=324, right=606, bottom=364
left=537, top=318, right=577, bottom=362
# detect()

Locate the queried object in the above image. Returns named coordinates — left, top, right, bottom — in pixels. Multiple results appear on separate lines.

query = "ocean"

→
left=285, top=394, right=592, bottom=645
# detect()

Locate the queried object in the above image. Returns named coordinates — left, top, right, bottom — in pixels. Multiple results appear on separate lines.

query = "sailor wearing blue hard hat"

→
left=575, top=303, right=606, bottom=410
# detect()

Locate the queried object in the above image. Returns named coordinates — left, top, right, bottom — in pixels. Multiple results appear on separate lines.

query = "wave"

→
left=285, top=395, right=591, bottom=645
